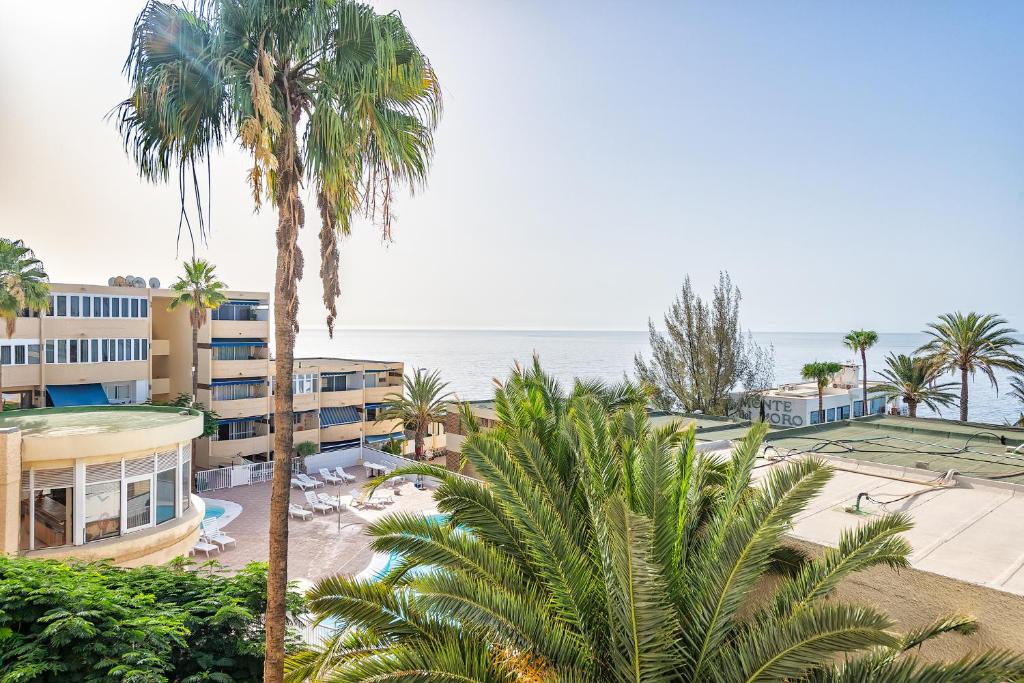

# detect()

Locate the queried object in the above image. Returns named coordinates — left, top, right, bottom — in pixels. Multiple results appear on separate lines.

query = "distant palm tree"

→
left=1010, top=374, right=1024, bottom=427
left=377, top=368, right=452, bottom=460
left=288, top=361, right=1022, bottom=681
left=0, top=239, right=50, bottom=409
left=917, top=312, right=1024, bottom=422
left=843, top=329, right=878, bottom=417
left=874, top=353, right=958, bottom=418
left=802, top=361, right=843, bottom=424
left=167, top=259, right=228, bottom=400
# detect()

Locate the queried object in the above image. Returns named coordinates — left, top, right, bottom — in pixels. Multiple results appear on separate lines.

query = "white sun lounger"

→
left=289, top=504, right=313, bottom=520
left=292, top=477, right=315, bottom=491
left=304, top=491, right=333, bottom=514
left=334, top=467, right=357, bottom=483
left=191, top=540, right=219, bottom=558
left=350, top=489, right=385, bottom=510
left=317, top=492, right=348, bottom=511
left=318, top=468, right=342, bottom=485
left=200, top=520, right=236, bottom=549
left=297, top=473, right=324, bottom=489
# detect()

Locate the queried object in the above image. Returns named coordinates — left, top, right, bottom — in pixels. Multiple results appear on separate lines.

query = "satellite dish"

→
left=107, top=277, right=116, bottom=286
left=113, top=276, right=126, bottom=287
left=125, top=275, right=136, bottom=287
left=133, top=277, right=146, bottom=288
left=148, top=277, right=161, bottom=289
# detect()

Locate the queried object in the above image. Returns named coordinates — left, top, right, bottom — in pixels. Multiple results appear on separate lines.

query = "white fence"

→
left=195, top=460, right=277, bottom=492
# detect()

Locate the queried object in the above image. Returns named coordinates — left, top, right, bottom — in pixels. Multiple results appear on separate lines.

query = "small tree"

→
left=873, top=353, right=958, bottom=418
left=843, top=329, right=879, bottom=417
left=378, top=368, right=452, bottom=460
left=1010, top=374, right=1024, bottom=427
left=295, top=440, right=318, bottom=471
left=636, top=272, right=774, bottom=415
left=167, top=258, right=228, bottom=400
left=801, top=361, right=843, bottom=423
left=0, top=239, right=50, bottom=408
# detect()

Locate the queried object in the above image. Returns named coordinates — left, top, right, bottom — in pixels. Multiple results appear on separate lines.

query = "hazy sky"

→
left=2, top=1, right=1021, bottom=332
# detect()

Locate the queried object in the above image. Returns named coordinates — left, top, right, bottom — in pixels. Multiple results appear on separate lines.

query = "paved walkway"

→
left=198, top=470, right=439, bottom=584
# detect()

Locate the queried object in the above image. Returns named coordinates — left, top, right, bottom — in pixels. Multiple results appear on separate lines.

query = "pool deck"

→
left=198, top=469, right=439, bottom=585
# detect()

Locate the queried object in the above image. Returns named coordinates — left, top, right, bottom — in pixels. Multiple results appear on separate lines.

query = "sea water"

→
left=295, top=329, right=1020, bottom=424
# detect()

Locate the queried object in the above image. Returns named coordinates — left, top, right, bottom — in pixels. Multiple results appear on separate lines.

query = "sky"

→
left=1, top=1, right=1021, bottom=332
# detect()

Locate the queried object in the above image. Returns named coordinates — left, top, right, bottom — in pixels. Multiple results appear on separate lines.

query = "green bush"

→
left=0, top=557, right=304, bottom=682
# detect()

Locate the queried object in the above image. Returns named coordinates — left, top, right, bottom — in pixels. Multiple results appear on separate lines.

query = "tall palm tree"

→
left=116, top=3, right=440, bottom=679
left=873, top=353, right=958, bottom=418
left=0, top=239, right=50, bottom=409
left=377, top=368, right=451, bottom=460
left=167, top=258, right=228, bottom=399
left=802, top=361, right=843, bottom=424
left=287, top=360, right=1022, bottom=681
left=843, top=329, right=878, bottom=418
left=917, top=312, right=1024, bottom=422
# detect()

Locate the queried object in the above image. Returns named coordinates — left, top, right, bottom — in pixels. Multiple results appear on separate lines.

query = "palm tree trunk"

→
left=959, top=365, right=969, bottom=422
left=861, top=347, right=868, bottom=417
left=907, top=399, right=917, bottom=418
left=415, top=427, right=425, bottom=460
left=191, top=324, right=199, bottom=399
left=818, top=389, right=824, bottom=423
left=264, top=107, right=302, bottom=683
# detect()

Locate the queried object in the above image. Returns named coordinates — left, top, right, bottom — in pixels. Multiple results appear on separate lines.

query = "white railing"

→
left=196, top=460, right=275, bottom=492
left=295, top=619, right=339, bottom=648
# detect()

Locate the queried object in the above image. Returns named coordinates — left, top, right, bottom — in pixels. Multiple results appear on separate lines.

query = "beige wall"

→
left=0, top=428, right=21, bottom=555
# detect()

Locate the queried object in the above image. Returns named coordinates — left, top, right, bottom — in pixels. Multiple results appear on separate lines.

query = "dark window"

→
left=117, top=339, right=125, bottom=361
left=111, top=298, right=120, bottom=318
left=56, top=296, right=67, bottom=317
left=141, top=339, right=148, bottom=361
left=57, top=340, right=67, bottom=364
left=70, top=296, right=79, bottom=317
left=121, top=298, right=130, bottom=317
left=90, top=339, right=99, bottom=361
left=131, top=298, right=139, bottom=318
left=14, top=345, right=24, bottom=364
left=69, top=340, right=78, bottom=363
left=28, top=344, right=39, bottom=365
left=0, top=347, right=10, bottom=365
left=140, top=299, right=148, bottom=318
left=133, top=339, right=141, bottom=359
left=82, top=296, right=91, bottom=317
left=102, top=297, right=110, bottom=317
left=45, top=340, right=54, bottom=363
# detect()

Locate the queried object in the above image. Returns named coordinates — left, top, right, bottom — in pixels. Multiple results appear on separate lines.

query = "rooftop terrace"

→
left=0, top=405, right=199, bottom=439
left=764, top=416, right=1024, bottom=483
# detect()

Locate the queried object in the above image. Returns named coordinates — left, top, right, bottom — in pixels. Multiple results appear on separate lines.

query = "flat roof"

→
left=764, top=416, right=1024, bottom=484
left=743, top=450, right=1024, bottom=596
left=0, top=405, right=200, bottom=439
left=294, top=357, right=401, bottom=366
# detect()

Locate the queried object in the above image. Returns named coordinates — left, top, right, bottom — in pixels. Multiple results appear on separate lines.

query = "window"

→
left=826, top=407, right=836, bottom=422
left=27, top=344, right=39, bottom=365
left=30, top=487, right=73, bottom=549
left=156, top=468, right=176, bottom=525
left=82, top=296, right=91, bottom=317
left=140, top=298, right=148, bottom=318
left=117, top=339, right=125, bottom=361
left=125, top=478, right=152, bottom=530
left=55, top=295, right=67, bottom=317
left=181, top=455, right=191, bottom=511
left=111, top=297, right=120, bottom=317
left=14, top=345, right=25, bottom=364
left=133, top=339, right=141, bottom=360
left=69, top=340, right=78, bottom=364
left=364, top=373, right=379, bottom=388
left=111, top=384, right=130, bottom=402
left=102, top=297, right=110, bottom=317
left=45, top=340, right=54, bottom=363
left=57, top=340, right=68, bottom=364
left=0, top=347, right=9, bottom=365
left=85, top=480, right=121, bottom=542
left=141, top=339, right=148, bottom=361
left=838, top=405, right=851, bottom=420
left=121, top=298, right=130, bottom=318
left=90, top=339, right=99, bottom=362
left=809, top=410, right=822, bottom=425
left=131, top=298, right=139, bottom=318
left=70, top=296, right=80, bottom=317
left=93, top=296, right=102, bottom=317
left=322, top=374, right=348, bottom=392
left=869, top=397, right=886, bottom=415
left=853, top=400, right=864, bottom=418
left=293, top=373, right=316, bottom=395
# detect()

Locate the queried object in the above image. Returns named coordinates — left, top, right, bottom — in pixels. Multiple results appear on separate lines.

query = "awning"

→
left=46, top=383, right=109, bottom=407
left=322, top=371, right=356, bottom=377
left=217, top=416, right=263, bottom=425
left=364, top=369, right=389, bottom=373
left=225, top=299, right=262, bottom=305
left=366, top=432, right=406, bottom=444
left=321, top=438, right=361, bottom=452
left=210, top=338, right=267, bottom=348
left=210, top=378, right=266, bottom=386
left=364, top=402, right=384, bottom=409
left=320, top=406, right=360, bottom=427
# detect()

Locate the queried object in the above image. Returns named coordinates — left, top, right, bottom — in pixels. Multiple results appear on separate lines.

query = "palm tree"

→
left=377, top=368, right=451, bottom=460
left=843, top=329, right=878, bottom=418
left=0, top=239, right=50, bottom=409
left=917, top=312, right=1024, bottom=422
left=167, top=258, right=227, bottom=400
left=287, top=360, right=1022, bottom=681
left=873, top=353, right=958, bottom=418
left=1010, top=374, right=1024, bottom=427
left=116, top=3, right=440, bottom=679
left=802, top=361, right=843, bottom=424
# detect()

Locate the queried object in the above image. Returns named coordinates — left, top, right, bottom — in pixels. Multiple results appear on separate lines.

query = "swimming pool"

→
left=204, top=504, right=225, bottom=521
left=372, top=513, right=450, bottom=579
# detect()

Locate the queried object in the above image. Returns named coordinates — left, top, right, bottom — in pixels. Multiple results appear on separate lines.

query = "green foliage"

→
left=296, top=440, right=318, bottom=458
left=377, top=368, right=452, bottom=458
left=874, top=353, right=959, bottom=418
left=168, top=258, right=228, bottom=329
left=379, top=437, right=404, bottom=455
left=801, top=361, right=844, bottom=388
left=636, top=271, right=774, bottom=415
left=0, top=557, right=304, bottom=682
left=0, top=238, right=50, bottom=338
left=147, top=393, right=219, bottom=438
left=289, top=359, right=1022, bottom=681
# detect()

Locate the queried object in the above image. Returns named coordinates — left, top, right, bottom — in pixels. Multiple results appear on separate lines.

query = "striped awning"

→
left=320, top=406, right=360, bottom=427
left=366, top=432, right=406, bottom=444
left=210, top=338, right=267, bottom=347
left=211, top=378, right=265, bottom=386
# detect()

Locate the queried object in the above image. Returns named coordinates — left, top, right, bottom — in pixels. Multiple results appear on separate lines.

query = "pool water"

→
left=204, top=504, right=225, bottom=521
left=375, top=513, right=450, bottom=579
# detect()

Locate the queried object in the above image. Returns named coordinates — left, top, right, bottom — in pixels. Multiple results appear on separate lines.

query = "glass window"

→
left=69, top=340, right=78, bottom=364
left=111, top=297, right=120, bottom=318
left=121, top=298, right=130, bottom=317
left=82, top=296, right=91, bottom=317
left=93, top=296, right=102, bottom=317
left=45, top=340, right=54, bottom=363
left=125, top=478, right=152, bottom=530
left=56, top=295, right=67, bottom=317
left=18, top=490, right=30, bottom=551
left=85, top=480, right=120, bottom=542
left=140, top=299, right=148, bottom=318
left=102, top=297, right=110, bottom=317
left=826, top=408, right=836, bottom=422
left=28, top=344, right=39, bottom=365
left=0, top=346, right=10, bottom=365
left=181, top=457, right=191, bottom=511
left=57, top=340, right=68, bottom=364
left=839, top=405, right=850, bottom=420
left=156, top=468, right=176, bottom=525
left=90, top=339, right=99, bottom=362
left=30, top=487, right=73, bottom=549
left=141, top=339, right=148, bottom=361
left=70, top=296, right=80, bottom=317
left=117, top=339, right=125, bottom=361
left=809, top=410, right=821, bottom=425
left=133, top=339, right=141, bottom=360
left=112, top=384, right=130, bottom=401
left=364, top=373, right=378, bottom=388
left=131, top=298, right=139, bottom=318
left=14, top=345, right=25, bottom=365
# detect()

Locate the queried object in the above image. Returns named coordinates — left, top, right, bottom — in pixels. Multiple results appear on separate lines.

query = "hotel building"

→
left=3, top=279, right=415, bottom=470
left=741, top=363, right=889, bottom=428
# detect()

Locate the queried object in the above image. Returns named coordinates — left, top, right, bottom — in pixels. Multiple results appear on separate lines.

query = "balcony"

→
left=364, top=385, right=400, bottom=404
left=151, top=377, right=170, bottom=395
left=209, top=434, right=270, bottom=463
left=211, top=358, right=269, bottom=380
left=2, top=364, right=41, bottom=389
left=45, top=361, right=148, bottom=385
left=293, top=429, right=319, bottom=447
left=364, top=419, right=403, bottom=437
left=293, top=392, right=317, bottom=412
left=320, top=422, right=361, bottom=443
left=211, top=319, right=269, bottom=340
left=319, top=389, right=363, bottom=408
left=150, top=339, right=170, bottom=356
left=211, top=396, right=270, bottom=420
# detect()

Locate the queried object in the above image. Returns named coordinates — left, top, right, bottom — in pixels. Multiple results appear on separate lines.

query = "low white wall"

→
left=302, top=446, right=363, bottom=473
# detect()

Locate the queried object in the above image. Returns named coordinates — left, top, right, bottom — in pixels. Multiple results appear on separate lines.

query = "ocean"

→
left=295, top=329, right=1021, bottom=425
